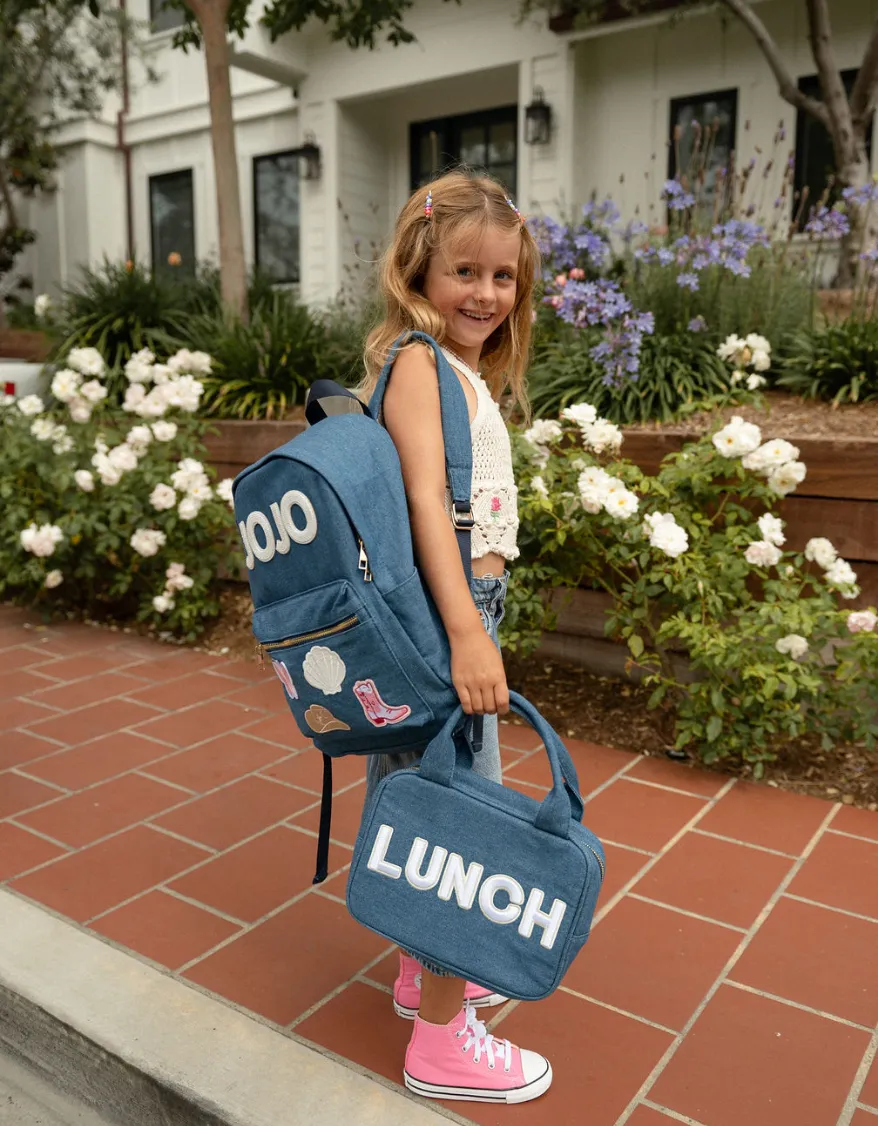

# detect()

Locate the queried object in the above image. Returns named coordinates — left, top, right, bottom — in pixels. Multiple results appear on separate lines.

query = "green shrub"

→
left=528, top=325, right=736, bottom=425
left=778, top=318, right=878, bottom=403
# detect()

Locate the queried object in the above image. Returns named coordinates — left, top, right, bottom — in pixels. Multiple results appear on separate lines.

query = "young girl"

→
left=358, top=171, right=551, bottom=1105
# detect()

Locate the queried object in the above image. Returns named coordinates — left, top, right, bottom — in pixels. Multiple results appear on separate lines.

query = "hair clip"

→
left=506, top=197, right=525, bottom=225
left=424, top=190, right=433, bottom=219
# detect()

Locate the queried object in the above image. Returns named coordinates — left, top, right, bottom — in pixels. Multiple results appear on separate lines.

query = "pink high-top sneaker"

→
left=393, top=953, right=506, bottom=1020
left=404, top=1003, right=552, bottom=1103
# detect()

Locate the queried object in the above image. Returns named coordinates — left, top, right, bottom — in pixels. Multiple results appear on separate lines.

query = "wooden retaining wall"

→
left=205, top=421, right=878, bottom=675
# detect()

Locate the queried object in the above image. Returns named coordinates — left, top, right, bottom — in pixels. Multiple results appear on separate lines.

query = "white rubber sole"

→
left=403, top=1060, right=553, bottom=1104
left=393, top=992, right=508, bottom=1021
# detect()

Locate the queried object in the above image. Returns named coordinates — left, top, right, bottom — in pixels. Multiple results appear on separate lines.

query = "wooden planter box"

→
left=0, top=329, right=52, bottom=362
left=203, top=419, right=878, bottom=675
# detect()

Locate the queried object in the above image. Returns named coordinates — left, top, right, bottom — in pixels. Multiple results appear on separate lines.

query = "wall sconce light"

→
left=291, top=131, right=321, bottom=180
left=525, top=88, right=552, bottom=146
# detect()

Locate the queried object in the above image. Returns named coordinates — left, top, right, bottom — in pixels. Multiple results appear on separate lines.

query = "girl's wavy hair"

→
left=361, top=170, right=540, bottom=416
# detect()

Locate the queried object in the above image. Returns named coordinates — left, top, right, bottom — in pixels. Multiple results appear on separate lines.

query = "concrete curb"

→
left=0, top=890, right=449, bottom=1126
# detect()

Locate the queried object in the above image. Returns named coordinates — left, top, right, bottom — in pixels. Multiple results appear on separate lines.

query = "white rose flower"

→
left=136, top=386, right=171, bottom=419
left=30, top=418, right=56, bottom=441
left=66, top=347, right=105, bottom=377
left=847, top=610, right=877, bottom=634
left=178, top=495, right=202, bottom=521
left=124, top=350, right=155, bottom=384
left=743, top=439, right=800, bottom=474
left=583, top=419, right=623, bottom=456
left=757, top=513, right=786, bottom=547
left=130, top=528, right=167, bottom=557
left=50, top=369, right=81, bottom=403
left=730, top=370, right=745, bottom=386
left=561, top=403, right=598, bottom=428
left=523, top=419, right=563, bottom=447
left=717, top=334, right=746, bottom=364
left=577, top=467, right=611, bottom=512
left=34, top=294, right=52, bottom=319
left=165, top=374, right=203, bottom=413
left=0, top=393, right=14, bottom=408
left=167, top=349, right=212, bottom=376
left=151, top=420, right=178, bottom=442
left=530, top=475, right=549, bottom=498
left=17, top=394, right=44, bottom=416
left=750, top=350, right=771, bottom=373
left=165, top=562, right=194, bottom=592
left=712, top=416, right=762, bottom=458
left=44, top=569, right=63, bottom=589
left=187, top=480, right=213, bottom=503
left=744, top=541, right=782, bottom=567
left=20, top=523, right=64, bottom=558
left=604, top=488, right=639, bottom=519
left=150, top=483, right=177, bottom=511
left=216, top=478, right=234, bottom=504
left=825, top=558, right=858, bottom=595
left=775, top=634, right=809, bottom=660
left=52, top=433, right=74, bottom=455
left=74, top=469, right=95, bottom=492
left=107, top=444, right=138, bottom=472
left=152, top=594, right=175, bottom=613
left=123, top=384, right=147, bottom=412
left=747, top=373, right=767, bottom=390
left=67, top=397, right=92, bottom=424
left=767, top=461, right=806, bottom=496
left=151, top=364, right=173, bottom=385
left=79, top=379, right=108, bottom=404
left=99, top=464, right=123, bottom=487
left=804, top=537, right=837, bottom=569
left=745, top=332, right=771, bottom=355
left=126, top=425, right=153, bottom=454
left=644, top=512, right=689, bottom=558
left=171, top=458, right=209, bottom=493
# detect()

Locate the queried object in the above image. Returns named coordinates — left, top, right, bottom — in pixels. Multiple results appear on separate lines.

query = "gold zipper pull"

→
left=358, top=539, right=372, bottom=583
left=256, top=642, right=265, bottom=670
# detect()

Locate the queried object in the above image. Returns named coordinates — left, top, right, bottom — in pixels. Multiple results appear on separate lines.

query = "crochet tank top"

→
left=441, top=348, right=519, bottom=561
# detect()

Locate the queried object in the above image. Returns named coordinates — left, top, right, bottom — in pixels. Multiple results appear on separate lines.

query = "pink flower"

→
left=554, top=273, right=568, bottom=287
left=569, top=267, right=585, bottom=280
left=490, top=497, right=502, bottom=518
left=550, top=295, right=562, bottom=308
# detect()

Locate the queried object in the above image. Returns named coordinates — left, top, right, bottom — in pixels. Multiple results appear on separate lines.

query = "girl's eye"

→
left=456, top=266, right=473, bottom=278
left=496, top=271, right=515, bottom=281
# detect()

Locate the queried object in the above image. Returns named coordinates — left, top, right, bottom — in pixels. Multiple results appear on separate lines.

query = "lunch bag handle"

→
left=417, top=691, right=585, bottom=839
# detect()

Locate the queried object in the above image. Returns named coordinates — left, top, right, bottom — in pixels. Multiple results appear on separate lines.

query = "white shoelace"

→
left=456, top=1002, right=513, bottom=1072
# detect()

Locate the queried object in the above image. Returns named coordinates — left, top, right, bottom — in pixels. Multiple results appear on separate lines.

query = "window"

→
left=149, top=0, right=185, bottom=33
left=668, top=89, right=738, bottom=207
left=410, top=106, right=518, bottom=198
left=149, top=170, right=195, bottom=274
left=795, top=70, right=873, bottom=223
left=253, top=151, right=300, bottom=284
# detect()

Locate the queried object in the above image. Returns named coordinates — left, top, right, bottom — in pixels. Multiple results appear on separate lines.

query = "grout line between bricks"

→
left=722, top=978, right=875, bottom=1032
left=626, top=893, right=749, bottom=934
left=640, top=1098, right=709, bottom=1124
left=619, top=775, right=728, bottom=802
left=612, top=801, right=842, bottom=1126
left=828, top=828, right=878, bottom=847
left=7, top=768, right=71, bottom=796
left=558, top=984, right=678, bottom=1035
left=159, top=886, right=249, bottom=927
left=689, top=827, right=799, bottom=858
left=839, top=1022, right=878, bottom=1126
left=5, top=819, right=75, bottom=853
left=783, top=892, right=878, bottom=927
left=856, top=1104, right=878, bottom=1118
left=146, top=823, right=218, bottom=853
left=285, top=944, right=396, bottom=1032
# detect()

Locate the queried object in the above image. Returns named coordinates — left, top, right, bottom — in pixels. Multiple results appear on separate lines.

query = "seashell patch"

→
left=305, top=704, right=351, bottom=734
left=302, top=645, right=346, bottom=695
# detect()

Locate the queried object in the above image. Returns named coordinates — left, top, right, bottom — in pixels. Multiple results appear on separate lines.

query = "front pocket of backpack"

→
left=254, top=581, right=434, bottom=752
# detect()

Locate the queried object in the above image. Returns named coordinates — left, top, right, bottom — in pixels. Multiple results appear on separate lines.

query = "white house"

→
left=21, top=0, right=877, bottom=306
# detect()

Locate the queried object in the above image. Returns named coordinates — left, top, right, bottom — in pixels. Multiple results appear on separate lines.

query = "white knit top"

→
left=441, top=348, right=519, bottom=561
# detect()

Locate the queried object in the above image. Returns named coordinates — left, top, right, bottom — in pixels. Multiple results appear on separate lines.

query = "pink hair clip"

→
left=424, top=190, right=433, bottom=218
left=506, top=197, right=525, bottom=225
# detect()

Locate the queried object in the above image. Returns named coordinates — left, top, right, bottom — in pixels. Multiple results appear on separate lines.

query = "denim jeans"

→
left=363, top=570, right=508, bottom=977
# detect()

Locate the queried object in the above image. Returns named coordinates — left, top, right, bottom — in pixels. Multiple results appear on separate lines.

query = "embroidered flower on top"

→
left=353, top=679, right=412, bottom=727
left=490, top=496, right=502, bottom=520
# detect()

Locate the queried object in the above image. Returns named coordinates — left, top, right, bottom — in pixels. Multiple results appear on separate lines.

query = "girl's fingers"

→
left=495, top=684, right=510, bottom=716
left=457, top=685, right=474, bottom=715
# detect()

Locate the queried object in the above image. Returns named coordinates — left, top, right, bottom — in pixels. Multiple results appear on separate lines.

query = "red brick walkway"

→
left=1, top=603, right=877, bottom=1126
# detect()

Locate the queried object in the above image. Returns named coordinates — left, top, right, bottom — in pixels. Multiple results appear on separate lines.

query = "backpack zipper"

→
left=258, top=615, right=359, bottom=666
left=357, top=538, right=372, bottom=582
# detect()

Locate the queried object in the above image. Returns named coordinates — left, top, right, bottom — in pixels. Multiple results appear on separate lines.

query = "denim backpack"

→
left=347, top=691, right=606, bottom=1000
left=232, top=333, right=476, bottom=881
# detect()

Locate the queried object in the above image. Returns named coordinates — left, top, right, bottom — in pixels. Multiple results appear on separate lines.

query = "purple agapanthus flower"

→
left=676, top=272, right=700, bottom=291
left=688, top=315, right=708, bottom=332
left=662, top=179, right=696, bottom=211
left=842, top=183, right=878, bottom=206
left=805, top=205, right=851, bottom=239
left=551, top=278, right=654, bottom=386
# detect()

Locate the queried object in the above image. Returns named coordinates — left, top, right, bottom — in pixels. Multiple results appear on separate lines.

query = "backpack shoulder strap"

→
left=368, top=331, right=474, bottom=583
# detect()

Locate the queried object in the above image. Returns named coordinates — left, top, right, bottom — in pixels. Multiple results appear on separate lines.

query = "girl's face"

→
left=423, top=224, right=520, bottom=364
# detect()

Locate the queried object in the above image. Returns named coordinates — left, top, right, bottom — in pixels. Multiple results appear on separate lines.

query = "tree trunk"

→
left=836, top=144, right=870, bottom=288
left=189, top=0, right=248, bottom=322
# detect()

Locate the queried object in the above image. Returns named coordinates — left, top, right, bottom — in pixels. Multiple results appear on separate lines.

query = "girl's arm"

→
left=383, top=345, right=509, bottom=716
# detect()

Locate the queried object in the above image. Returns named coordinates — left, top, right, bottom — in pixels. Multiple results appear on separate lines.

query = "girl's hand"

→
left=450, top=627, right=510, bottom=716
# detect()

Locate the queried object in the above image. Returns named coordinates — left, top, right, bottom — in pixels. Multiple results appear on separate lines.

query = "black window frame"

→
left=149, top=168, right=195, bottom=275
left=794, top=69, right=874, bottom=224
left=252, top=150, right=301, bottom=285
left=409, top=105, right=519, bottom=197
left=667, top=87, right=738, bottom=202
left=149, top=0, right=185, bottom=33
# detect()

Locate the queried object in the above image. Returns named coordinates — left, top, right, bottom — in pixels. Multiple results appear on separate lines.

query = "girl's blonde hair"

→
left=361, top=170, right=540, bottom=416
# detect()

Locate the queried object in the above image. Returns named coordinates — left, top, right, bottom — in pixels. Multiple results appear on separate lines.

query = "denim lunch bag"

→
left=347, top=691, right=606, bottom=1002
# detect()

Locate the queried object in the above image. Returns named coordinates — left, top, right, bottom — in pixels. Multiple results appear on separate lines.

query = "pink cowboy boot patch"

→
left=353, top=679, right=412, bottom=727
left=271, top=659, right=298, bottom=699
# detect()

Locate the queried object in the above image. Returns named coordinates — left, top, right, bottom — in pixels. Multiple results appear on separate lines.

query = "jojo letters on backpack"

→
left=347, top=692, right=607, bottom=1002
left=232, top=333, right=478, bottom=883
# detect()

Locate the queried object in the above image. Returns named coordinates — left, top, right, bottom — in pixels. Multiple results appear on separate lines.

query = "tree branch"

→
left=850, top=16, right=878, bottom=129
left=718, top=0, right=830, bottom=129
left=804, top=0, right=854, bottom=148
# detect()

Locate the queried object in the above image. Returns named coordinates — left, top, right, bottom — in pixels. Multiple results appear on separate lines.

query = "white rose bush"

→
left=511, top=405, right=878, bottom=772
left=1, top=347, right=238, bottom=640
